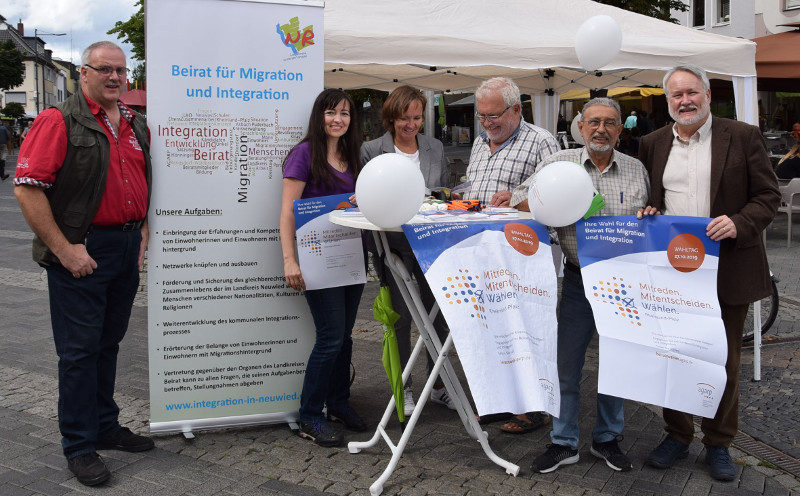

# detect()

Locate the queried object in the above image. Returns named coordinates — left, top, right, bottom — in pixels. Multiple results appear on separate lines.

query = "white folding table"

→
left=329, top=211, right=520, bottom=496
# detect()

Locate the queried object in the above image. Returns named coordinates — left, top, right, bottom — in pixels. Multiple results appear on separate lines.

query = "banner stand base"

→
left=150, top=412, right=299, bottom=436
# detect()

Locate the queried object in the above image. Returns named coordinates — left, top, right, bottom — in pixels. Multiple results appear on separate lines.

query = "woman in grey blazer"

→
left=360, top=85, right=453, bottom=416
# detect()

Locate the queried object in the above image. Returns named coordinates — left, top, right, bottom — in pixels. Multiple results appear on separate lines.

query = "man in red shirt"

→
left=14, top=41, right=153, bottom=486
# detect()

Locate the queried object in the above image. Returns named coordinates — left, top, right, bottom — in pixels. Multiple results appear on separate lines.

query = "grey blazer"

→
left=361, top=132, right=448, bottom=189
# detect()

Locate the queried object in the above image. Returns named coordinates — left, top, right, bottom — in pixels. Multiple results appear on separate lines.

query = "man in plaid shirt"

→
left=466, top=77, right=559, bottom=206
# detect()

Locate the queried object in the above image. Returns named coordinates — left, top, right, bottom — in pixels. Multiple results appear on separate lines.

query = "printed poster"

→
left=294, top=194, right=365, bottom=290
left=576, top=215, right=726, bottom=417
left=404, top=220, right=560, bottom=417
left=146, top=0, right=323, bottom=433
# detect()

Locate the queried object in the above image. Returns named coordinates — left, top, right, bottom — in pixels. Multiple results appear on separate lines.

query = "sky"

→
left=2, top=0, right=139, bottom=66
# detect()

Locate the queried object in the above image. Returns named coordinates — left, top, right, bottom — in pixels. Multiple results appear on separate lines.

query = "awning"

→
left=560, top=87, right=664, bottom=101
left=752, top=25, right=800, bottom=91
left=120, top=89, right=147, bottom=107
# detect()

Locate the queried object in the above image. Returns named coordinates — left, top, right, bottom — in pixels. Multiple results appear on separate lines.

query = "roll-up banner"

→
left=146, top=0, right=323, bottom=434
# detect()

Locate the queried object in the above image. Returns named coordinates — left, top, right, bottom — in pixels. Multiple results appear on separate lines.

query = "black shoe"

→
left=0, top=174, right=9, bottom=181
left=531, top=443, right=579, bottom=473
left=705, top=445, right=736, bottom=481
left=96, top=427, right=155, bottom=452
left=67, top=452, right=110, bottom=486
left=646, top=435, right=689, bottom=469
left=590, top=436, right=632, bottom=471
left=327, top=404, right=367, bottom=432
left=298, top=421, right=344, bottom=447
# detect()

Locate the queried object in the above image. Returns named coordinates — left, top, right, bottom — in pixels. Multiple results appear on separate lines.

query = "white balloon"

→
left=570, top=112, right=585, bottom=146
left=356, top=153, right=425, bottom=229
left=575, top=15, right=622, bottom=72
left=527, top=161, right=595, bottom=227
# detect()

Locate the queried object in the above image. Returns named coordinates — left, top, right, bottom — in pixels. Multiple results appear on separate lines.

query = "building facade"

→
left=0, top=15, right=77, bottom=116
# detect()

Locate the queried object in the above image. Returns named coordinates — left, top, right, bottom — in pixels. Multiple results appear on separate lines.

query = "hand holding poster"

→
left=577, top=215, right=726, bottom=417
left=294, top=194, right=366, bottom=290
left=404, top=220, right=560, bottom=417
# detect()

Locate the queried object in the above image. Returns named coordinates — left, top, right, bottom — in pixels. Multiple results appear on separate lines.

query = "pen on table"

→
left=620, top=191, right=624, bottom=204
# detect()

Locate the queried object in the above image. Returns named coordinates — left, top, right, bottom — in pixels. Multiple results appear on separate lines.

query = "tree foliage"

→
left=2, top=102, right=26, bottom=119
left=0, top=40, right=25, bottom=91
left=108, top=0, right=145, bottom=61
left=108, top=0, right=145, bottom=83
left=592, top=0, right=689, bottom=23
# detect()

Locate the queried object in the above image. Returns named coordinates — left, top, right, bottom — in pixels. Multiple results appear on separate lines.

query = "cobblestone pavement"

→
left=1, top=156, right=799, bottom=495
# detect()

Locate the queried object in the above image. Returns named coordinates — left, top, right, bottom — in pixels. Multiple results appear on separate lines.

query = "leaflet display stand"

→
left=329, top=212, right=519, bottom=496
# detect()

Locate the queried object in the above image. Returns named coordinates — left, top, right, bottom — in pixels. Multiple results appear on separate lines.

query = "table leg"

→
left=348, top=232, right=519, bottom=495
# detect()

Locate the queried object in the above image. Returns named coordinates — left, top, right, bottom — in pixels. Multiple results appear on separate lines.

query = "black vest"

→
left=32, top=92, right=152, bottom=264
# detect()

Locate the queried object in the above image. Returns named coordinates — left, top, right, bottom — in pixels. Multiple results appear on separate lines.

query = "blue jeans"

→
left=299, top=283, right=364, bottom=423
left=46, top=229, right=141, bottom=458
left=551, top=265, right=624, bottom=449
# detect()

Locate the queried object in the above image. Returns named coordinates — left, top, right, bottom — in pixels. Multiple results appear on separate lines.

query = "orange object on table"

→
left=446, top=200, right=482, bottom=211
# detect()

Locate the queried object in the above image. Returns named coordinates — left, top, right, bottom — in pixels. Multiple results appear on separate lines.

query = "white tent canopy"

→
left=324, top=0, right=758, bottom=132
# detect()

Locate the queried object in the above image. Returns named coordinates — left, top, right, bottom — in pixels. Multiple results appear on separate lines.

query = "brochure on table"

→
left=404, top=220, right=560, bottom=418
left=294, top=194, right=365, bottom=290
left=576, top=215, right=726, bottom=417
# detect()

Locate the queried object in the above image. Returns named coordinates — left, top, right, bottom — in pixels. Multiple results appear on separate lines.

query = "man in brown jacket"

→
left=638, top=64, right=780, bottom=481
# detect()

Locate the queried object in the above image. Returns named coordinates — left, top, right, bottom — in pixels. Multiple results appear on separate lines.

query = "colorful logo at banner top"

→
left=299, top=231, right=322, bottom=256
left=503, top=223, right=539, bottom=256
left=667, top=234, right=705, bottom=273
left=276, top=17, right=315, bottom=55
left=592, top=276, right=641, bottom=326
left=440, top=269, right=487, bottom=329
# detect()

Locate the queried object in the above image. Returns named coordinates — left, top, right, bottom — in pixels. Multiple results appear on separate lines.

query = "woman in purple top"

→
left=279, top=89, right=365, bottom=447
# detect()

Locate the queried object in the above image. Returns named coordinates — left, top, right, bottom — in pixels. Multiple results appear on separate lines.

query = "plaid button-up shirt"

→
left=510, top=148, right=650, bottom=266
left=466, top=120, right=560, bottom=204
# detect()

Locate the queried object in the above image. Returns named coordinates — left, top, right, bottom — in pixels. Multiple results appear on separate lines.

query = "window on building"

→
left=717, top=0, right=730, bottom=23
left=5, top=92, right=26, bottom=104
left=693, top=0, right=705, bottom=27
left=787, top=0, right=800, bottom=10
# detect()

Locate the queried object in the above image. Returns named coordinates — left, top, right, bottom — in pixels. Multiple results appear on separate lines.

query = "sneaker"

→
left=67, top=452, right=110, bottom=486
left=431, top=387, right=456, bottom=410
left=327, top=405, right=367, bottom=432
left=590, top=436, right=632, bottom=472
left=705, top=445, right=736, bottom=481
left=403, top=387, right=416, bottom=417
left=96, top=427, right=155, bottom=452
left=531, top=443, right=579, bottom=473
left=646, top=435, right=689, bottom=469
left=298, top=421, right=344, bottom=447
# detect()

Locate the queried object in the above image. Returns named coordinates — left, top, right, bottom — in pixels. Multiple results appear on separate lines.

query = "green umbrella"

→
left=374, top=285, right=405, bottom=422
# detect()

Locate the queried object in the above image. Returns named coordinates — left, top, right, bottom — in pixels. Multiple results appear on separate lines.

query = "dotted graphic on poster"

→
left=299, top=232, right=322, bottom=256
left=440, top=269, right=487, bottom=329
left=592, top=276, right=641, bottom=326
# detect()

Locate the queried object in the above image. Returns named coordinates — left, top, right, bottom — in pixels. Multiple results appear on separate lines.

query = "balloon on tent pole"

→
left=528, top=161, right=594, bottom=227
left=356, top=153, right=425, bottom=229
left=575, top=15, right=622, bottom=72
left=570, top=112, right=585, bottom=146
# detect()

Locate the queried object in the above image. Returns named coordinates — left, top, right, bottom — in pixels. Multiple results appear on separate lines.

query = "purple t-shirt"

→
left=283, top=141, right=356, bottom=199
